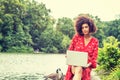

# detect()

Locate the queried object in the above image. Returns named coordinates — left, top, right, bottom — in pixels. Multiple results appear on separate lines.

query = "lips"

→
left=83, top=31, right=87, bottom=33
left=83, top=31, right=88, bottom=34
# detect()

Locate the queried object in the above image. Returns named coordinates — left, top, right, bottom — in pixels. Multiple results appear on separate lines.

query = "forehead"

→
left=82, top=23, right=89, bottom=27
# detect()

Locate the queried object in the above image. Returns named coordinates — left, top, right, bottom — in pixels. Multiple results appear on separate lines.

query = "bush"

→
left=61, top=35, right=70, bottom=53
left=98, top=36, right=120, bottom=71
left=40, top=27, right=65, bottom=53
left=102, top=65, right=120, bottom=80
left=41, top=46, right=58, bottom=53
left=6, top=46, right=33, bottom=53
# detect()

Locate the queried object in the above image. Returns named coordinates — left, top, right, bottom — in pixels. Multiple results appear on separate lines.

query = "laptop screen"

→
left=66, top=50, right=88, bottom=67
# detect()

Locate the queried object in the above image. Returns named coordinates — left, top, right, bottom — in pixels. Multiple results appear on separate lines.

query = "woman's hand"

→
left=85, top=62, right=92, bottom=67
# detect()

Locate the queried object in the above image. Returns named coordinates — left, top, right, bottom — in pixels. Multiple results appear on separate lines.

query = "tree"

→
left=40, top=26, right=64, bottom=53
left=61, top=35, right=70, bottom=52
left=0, top=0, right=33, bottom=52
left=56, top=17, right=75, bottom=39
left=0, top=0, right=53, bottom=52
left=22, top=0, right=52, bottom=50
left=104, top=19, right=120, bottom=42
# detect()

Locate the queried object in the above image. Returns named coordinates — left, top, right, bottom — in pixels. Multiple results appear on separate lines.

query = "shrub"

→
left=98, top=36, right=120, bottom=71
left=6, top=46, right=33, bottom=53
left=102, top=65, right=120, bottom=80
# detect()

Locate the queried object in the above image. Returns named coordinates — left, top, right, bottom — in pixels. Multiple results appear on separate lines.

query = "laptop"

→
left=66, top=50, right=88, bottom=67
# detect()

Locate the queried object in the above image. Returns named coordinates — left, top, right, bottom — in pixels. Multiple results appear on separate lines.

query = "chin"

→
left=84, top=33, right=89, bottom=35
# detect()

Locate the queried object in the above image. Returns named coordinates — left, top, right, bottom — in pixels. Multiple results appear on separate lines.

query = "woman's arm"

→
left=90, top=40, right=99, bottom=68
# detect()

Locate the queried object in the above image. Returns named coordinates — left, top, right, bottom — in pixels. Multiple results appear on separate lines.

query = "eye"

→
left=85, top=26, right=89, bottom=28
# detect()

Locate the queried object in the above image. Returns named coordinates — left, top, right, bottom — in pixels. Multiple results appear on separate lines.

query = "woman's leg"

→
left=71, top=66, right=83, bottom=80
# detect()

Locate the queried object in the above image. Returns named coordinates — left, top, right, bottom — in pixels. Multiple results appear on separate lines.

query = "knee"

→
left=75, top=67, right=82, bottom=74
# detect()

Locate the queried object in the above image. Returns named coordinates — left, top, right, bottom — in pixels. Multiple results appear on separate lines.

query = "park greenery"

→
left=0, top=0, right=120, bottom=79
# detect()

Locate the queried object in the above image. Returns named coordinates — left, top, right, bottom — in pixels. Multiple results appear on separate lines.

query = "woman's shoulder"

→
left=92, top=36, right=99, bottom=43
left=71, top=33, right=83, bottom=42
left=73, top=33, right=83, bottom=38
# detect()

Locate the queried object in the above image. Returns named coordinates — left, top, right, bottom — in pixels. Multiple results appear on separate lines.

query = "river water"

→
left=0, top=53, right=67, bottom=80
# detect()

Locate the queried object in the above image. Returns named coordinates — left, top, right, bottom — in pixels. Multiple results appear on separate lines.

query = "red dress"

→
left=65, top=33, right=99, bottom=80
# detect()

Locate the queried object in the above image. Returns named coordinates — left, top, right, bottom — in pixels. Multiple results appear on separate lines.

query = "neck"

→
left=84, top=34, right=91, bottom=38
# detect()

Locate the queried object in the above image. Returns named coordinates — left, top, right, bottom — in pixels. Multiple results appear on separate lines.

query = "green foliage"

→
left=40, top=26, right=70, bottom=53
left=61, top=35, right=70, bottom=52
left=104, top=19, right=120, bottom=41
left=56, top=17, right=75, bottom=39
left=102, top=65, right=120, bottom=80
left=0, top=0, right=33, bottom=52
left=24, top=0, right=52, bottom=50
left=41, top=45, right=58, bottom=53
left=7, top=46, right=33, bottom=53
left=0, top=0, right=120, bottom=54
left=0, top=0, right=51, bottom=53
left=98, top=36, right=120, bottom=71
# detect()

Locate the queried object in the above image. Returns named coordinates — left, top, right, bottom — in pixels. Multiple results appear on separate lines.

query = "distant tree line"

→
left=0, top=0, right=120, bottom=54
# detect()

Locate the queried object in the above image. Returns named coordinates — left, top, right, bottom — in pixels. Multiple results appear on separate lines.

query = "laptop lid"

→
left=66, top=50, right=88, bottom=67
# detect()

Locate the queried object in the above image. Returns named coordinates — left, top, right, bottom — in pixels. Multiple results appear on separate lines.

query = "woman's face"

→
left=81, top=23, right=90, bottom=35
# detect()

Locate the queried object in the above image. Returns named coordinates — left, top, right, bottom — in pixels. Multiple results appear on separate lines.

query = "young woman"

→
left=65, top=15, right=99, bottom=80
